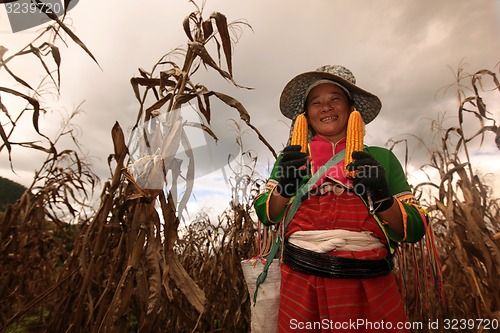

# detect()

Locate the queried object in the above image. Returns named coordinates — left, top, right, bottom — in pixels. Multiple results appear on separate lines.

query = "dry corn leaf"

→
left=173, top=92, right=197, bottom=109
left=0, top=86, right=41, bottom=134
left=184, top=121, right=218, bottom=142
left=0, top=45, right=7, bottom=59
left=212, top=91, right=249, bottom=123
left=189, top=41, right=232, bottom=82
left=169, top=256, right=206, bottom=314
left=0, top=122, right=11, bottom=154
left=202, top=19, right=213, bottom=41
left=44, top=42, right=62, bottom=88
left=3, top=63, right=34, bottom=90
left=36, top=2, right=100, bottom=67
left=141, top=223, right=162, bottom=330
left=130, top=77, right=162, bottom=102
left=183, top=12, right=197, bottom=41
left=111, top=122, right=127, bottom=165
left=145, top=93, right=172, bottom=117
left=210, top=12, right=232, bottom=75
left=29, top=44, right=59, bottom=88
left=175, top=130, right=195, bottom=217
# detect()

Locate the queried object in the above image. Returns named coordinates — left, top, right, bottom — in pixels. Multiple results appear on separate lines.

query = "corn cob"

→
left=290, top=113, right=308, bottom=153
left=344, top=110, right=364, bottom=178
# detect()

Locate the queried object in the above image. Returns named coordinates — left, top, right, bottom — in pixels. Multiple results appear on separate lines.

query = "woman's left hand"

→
left=347, top=151, right=394, bottom=212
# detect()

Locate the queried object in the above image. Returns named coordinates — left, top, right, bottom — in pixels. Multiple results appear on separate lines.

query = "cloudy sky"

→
left=1, top=0, right=499, bottom=218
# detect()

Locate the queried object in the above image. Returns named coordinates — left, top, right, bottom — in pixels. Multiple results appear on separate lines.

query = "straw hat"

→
left=279, top=65, right=382, bottom=124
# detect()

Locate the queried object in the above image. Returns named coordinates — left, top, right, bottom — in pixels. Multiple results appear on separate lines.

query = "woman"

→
left=254, top=65, right=428, bottom=332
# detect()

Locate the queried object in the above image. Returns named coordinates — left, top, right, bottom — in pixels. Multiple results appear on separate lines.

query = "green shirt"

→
left=254, top=146, right=427, bottom=251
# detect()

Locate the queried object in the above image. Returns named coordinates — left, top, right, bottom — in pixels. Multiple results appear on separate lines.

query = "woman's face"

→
left=306, top=82, right=354, bottom=143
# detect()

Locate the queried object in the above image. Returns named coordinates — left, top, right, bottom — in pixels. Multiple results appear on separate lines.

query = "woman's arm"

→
left=254, top=156, right=289, bottom=226
left=377, top=201, right=404, bottom=237
left=254, top=146, right=308, bottom=225
left=369, top=147, right=428, bottom=243
left=268, top=189, right=291, bottom=220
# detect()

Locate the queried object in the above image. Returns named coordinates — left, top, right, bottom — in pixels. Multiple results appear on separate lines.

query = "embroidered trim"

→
left=396, top=199, right=408, bottom=241
left=416, top=205, right=429, bottom=224
left=265, top=184, right=287, bottom=224
left=265, top=179, right=278, bottom=191
left=395, top=192, right=417, bottom=204
left=396, top=192, right=429, bottom=234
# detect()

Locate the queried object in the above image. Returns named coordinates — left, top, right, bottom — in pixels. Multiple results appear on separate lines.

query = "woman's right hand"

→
left=276, top=145, right=309, bottom=198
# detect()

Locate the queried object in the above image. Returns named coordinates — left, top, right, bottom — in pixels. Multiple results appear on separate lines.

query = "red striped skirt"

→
left=279, top=191, right=408, bottom=333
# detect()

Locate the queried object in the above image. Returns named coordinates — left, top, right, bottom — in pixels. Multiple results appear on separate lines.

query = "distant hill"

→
left=0, top=176, right=27, bottom=211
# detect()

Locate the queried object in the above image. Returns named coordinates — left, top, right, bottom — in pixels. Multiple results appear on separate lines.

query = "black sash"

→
left=283, top=241, right=394, bottom=279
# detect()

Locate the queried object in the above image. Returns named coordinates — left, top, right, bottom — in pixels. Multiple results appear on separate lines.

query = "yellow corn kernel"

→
left=344, top=110, right=364, bottom=178
left=290, top=113, right=308, bottom=153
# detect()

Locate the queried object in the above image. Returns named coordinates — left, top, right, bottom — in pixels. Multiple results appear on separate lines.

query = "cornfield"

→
left=0, top=1, right=499, bottom=332
left=397, top=65, right=500, bottom=330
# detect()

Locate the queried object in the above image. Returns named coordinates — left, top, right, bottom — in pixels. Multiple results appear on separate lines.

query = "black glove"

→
left=275, top=145, right=308, bottom=198
left=346, top=151, right=394, bottom=213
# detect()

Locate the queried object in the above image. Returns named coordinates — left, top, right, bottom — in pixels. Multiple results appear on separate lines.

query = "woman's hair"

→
left=347, top=96, right=355, bottom=108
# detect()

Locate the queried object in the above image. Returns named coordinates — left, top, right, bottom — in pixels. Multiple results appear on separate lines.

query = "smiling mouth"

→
left=321, top=116, right=338, bottom=122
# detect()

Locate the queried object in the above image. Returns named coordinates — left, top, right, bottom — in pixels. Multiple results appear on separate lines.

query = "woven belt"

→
left=283, top=241, right=394, bottom=279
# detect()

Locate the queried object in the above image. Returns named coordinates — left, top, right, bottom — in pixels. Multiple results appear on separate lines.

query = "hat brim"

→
left=279, top=71, right=382, bottom=124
